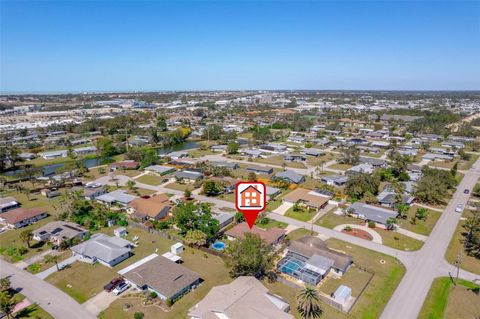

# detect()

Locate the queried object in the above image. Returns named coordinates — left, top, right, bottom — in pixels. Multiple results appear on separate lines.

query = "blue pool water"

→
left=281, top=260, right=301, bottom=275
left=212, top=241, right=226, bottom=251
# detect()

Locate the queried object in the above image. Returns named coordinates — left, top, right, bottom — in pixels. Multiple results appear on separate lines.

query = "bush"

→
left=368, top=221, right=376, bottom=228
left=344, top=226, right=352, bottom=232
left=149, top=291, right=157, bottom=299
left=165, top=298, right=173, bottom=307
left=134, top=312, right=144, bottom=319
left=18, top=247, right=28, bottom=255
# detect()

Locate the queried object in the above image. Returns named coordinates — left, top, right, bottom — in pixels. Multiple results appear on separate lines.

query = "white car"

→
left=112, top=282, right=129, bottom=295
left=455, top=204, right=463, bottom=213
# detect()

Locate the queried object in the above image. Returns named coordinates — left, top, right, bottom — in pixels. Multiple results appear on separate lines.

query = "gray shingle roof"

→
left=71, top=233, right=131, bottom=264
left=350, top=202, right=398, bottom=225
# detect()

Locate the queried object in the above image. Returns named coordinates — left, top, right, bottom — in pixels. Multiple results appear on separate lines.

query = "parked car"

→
left=464, top=189, right=470, bottom=194
left=455, top=204, right=463, bottom=213
left=113, top=282, right=130, bottom=295
left=104, top=278, right=123, bottom=292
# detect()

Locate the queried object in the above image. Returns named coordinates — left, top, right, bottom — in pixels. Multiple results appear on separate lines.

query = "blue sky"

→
left=1, top=0, right=479, bottom=92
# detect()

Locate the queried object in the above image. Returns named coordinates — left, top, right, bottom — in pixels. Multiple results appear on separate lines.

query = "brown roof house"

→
left=119, top=254, right=200, bottom=301
left=0, top=208, right=48, bottom=229
left=188, top=276, right=294, bottom=319
left=283, top=188, right=330, bottom=211
left=127, top=194, right=172, bottom=221
left=225, top=222, right=286, bottom=246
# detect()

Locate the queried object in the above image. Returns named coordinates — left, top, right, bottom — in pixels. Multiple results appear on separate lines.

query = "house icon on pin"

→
left=239, top=185, right=262, bottom=208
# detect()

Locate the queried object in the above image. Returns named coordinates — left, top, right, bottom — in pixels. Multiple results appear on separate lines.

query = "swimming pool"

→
left=212, top=241, right=226, bottom=251
left=280, top=260, right=302, bottom=275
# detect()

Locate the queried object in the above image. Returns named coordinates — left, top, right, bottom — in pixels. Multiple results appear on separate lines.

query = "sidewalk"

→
left=396, top=227, right=428, bottom=242
left=35, top=255, right=79, bottom=279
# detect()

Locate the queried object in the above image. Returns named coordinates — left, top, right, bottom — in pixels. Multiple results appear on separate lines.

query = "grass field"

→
left=26, top=250, right=72, bottom=274
left=286, top=228, right=318, bottom=241
left=396, top=205, right=441, bottom=236
left=445, top=209, right=480, bottom=275
left=328, top=163, right=353, bottom=171
left=418, top=277, right=480, bottom=319
left=134, top=173, right=165, bottom=186
left=284, top=206, right=316, bottom=222
left=254, top=156, right=306, bottom=169
left=325, top=239, right=406, bottom=319
left=315, top=210, right=362, bottom=229
left=164, top=181, right=194, bottom=192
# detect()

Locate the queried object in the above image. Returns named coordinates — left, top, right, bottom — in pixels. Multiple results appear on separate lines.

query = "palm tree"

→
left=44, top=254, right=61, bottom=271
left=297, top=285, right=323, bottom=319
left=0, top=291, right=17, bottom=319
left=0, top=277, right=11, bottom=293
left=19, top=229, right=33, bottom=248
left=184, top=230, right=207, bottom=247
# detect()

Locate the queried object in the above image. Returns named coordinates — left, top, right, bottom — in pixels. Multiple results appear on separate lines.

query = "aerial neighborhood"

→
left=0, top=91, right=480, bottom=319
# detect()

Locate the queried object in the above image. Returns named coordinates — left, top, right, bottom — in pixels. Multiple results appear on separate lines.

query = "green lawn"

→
left=418, top=277, right=480, bottom=319
left=306, top=152, right=337, bottom=166
left=254, top=156, right=306, bottom=169
left=375, top=228, right=424, bottom=251
left=13, top=293, right=53, bottom=319
left=284, top=206, right=316, bottom=222
left=315, top=210, right=363, bottom=229
left=286, top=228, right=318, bottom=241
left=256, top=218, right=288, bottom=229
left=325, top=239, right=406, bottom=319
left=314, top=210, right=424, bottom=251
left=328, top=163, right=353, bottom=171
left=134, top=173, right=166, bottom=186
left=396, top=205, right=441, bottom=236
left=26, top=250, right=72, bottom=274
left=445, top=209, right=480, bottom=275
left=164, top=182, right=195, bottom=192
left=188, top=149, right=216, bottom=158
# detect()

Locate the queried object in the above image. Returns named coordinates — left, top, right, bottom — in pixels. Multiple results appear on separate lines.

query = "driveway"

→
left=272, top=202, right=293, bottom=215
left=0, top=259, right=95, bottom=319
left=83, top=289, right=124, bottom=316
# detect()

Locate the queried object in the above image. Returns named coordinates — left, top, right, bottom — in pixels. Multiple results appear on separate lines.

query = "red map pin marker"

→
left=235, top=181, right=267, bottom=229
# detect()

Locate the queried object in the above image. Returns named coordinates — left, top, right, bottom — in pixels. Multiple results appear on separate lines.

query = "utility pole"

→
left=454, top=252, right=462, bottom=285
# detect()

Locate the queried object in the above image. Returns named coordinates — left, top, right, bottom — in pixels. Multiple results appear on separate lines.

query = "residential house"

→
left=301, top=148, right=324, bottom=157
left=0, top=208, right=48, bottom=229
left=33, top=221, right=88, bottom=245
left=83, top=186, right=107, bottom=200
left=226, top=223, right=286, bottom=246
left=71, top=233, right=132, bottom=267
left=188, top=276, right=293, bottom=319
left=247, top=165, right=273, bottom=175
left=273, top=170, right=306, bottom=184
left=321, top=175, right=349, bottom=187
left=283, top=154, right=306, bottom=162
left=127, top=194, right=172, bottom=221
left=175, top=170, right=203, bottom=183
left=144, top=165, right=177, bottom=175
left=0, top=197, right=19, bottom=213
left=278, top=236, right=352, bottom=285
left=359, top=157, right=388, bottom=168
left=96, top=190, right=137, bottom=206
left=40, top=150, right=68, bottom=160
left=211, top=144, right=228, bottom=152
left=241, top=149, right=263, bottom=158
left=346, top=163, right=374, bottom=175
left=283, top=188, right=330, bottom=211
left=110, top=161, right=140, bottom=170
left=349, top=202, right=398, bottom=227
left=209, top=161, right=239, bottom=170
left=259, top=143, right=288, bottom=154
left=119, top=254, right=200, bottom=301
left=376, top=190, right=414, bottom=209
left=73, top=146, right=97, bottom=156
left=213, top=212, right=234, bottom=229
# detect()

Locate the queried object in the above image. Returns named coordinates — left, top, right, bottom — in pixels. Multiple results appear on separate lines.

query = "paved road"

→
left=380, top=158, right=480, bottom=319
left=0, top=258, right=95, bottom=319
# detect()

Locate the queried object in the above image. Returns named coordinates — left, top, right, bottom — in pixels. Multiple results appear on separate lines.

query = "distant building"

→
left=33, top=221, right=88, bottom=245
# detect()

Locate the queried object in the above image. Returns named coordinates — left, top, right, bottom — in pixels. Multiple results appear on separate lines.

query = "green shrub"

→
left=134, top=312, right=144, bottom=319
left=368, top=221, right=376, bottom=228
left=149, top=291, right=157, bottom=299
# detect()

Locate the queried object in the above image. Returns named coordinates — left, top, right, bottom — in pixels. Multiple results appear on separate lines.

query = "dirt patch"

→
left=445, top=284, right=480, bottom=319
left=342, top=228, right=373, bottom=241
